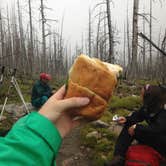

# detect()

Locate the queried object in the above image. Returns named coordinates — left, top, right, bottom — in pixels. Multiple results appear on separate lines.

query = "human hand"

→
left=39, top=85, right=90, bottom=138
left=128, top=124, right=136, bottom=136
left=117, top=116, right=127, bottom=124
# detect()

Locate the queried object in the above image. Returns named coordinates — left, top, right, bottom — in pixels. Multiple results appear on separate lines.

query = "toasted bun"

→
left=69, top=55, right=117, bottom=101
left=65, top=54, right=122, bottom=120
left=65, top=80, right=107, bottom=120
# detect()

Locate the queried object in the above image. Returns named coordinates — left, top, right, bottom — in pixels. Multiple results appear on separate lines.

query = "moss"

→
left=80, top=125, right=98, bottom=148
left=82, top=136, right=98, bottom=148
left=115, top=82, right=141, bottom=96
left=90, top=152, right=107, bottom=166
left=114, top=109, right=131, bottom=117
left=107, top=151, right=114, bottom=160
left=80, top=123, right=118, bottom=165
left=96, top=138, right=114, bottom=152
left=136, top=79, right=158, bottom=86
left=100, top=111, right=113, bottom=123
left=109, top=95, right=141, bottom=111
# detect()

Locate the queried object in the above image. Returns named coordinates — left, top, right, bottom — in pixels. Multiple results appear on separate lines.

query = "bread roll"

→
left=65, top=54, right=122, bottom=120
left=65, top=80, right=107, bottom=120
left=69, top=55, right=117, bottom=101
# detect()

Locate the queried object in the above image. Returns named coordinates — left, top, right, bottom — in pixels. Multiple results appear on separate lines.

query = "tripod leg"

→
left=13, top=78, right=29, bottom=114
left=0, top=85, right=12, bottom=121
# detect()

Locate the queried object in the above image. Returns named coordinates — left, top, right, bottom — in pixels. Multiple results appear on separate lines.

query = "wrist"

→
left=56, top=124, right=66, bottom=138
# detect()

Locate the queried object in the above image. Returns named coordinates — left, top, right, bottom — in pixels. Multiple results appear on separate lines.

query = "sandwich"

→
left=65, top=54, right=123, bottom=120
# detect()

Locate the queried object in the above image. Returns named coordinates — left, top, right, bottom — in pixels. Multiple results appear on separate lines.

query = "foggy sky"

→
left=1, top=0, right=166, bottom=54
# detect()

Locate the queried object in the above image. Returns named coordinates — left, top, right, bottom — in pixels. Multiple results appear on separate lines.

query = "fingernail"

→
left=79, top=98, right=90, bottom=105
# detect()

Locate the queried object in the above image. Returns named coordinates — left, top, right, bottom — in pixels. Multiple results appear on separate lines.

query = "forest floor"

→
left=56, top=125, right=122, bottom=166
left=0, top=79, right=159, bottom=166
left=56, top=127, right=92, bottom=166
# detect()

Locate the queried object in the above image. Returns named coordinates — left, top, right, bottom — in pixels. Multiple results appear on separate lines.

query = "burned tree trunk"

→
left=28, top=0, right=34, bottom=74
left=96, top=9, right=102, bottom=59
left=126, top=16, right=131, bottom=67
left=149, top=0, right=152, bottom=75
left=17, top=0, right=29, bottom=74
left=88, top=8, right=92, bottom=57
left=131, top=0, right=139, bottom=78
left=106, top=0, right=114, bottom=63
left=142, top=8, right=146, bottom=75
left=40, top=0, right=47, bottom=72
left=0, top=10, right=5, bottom=65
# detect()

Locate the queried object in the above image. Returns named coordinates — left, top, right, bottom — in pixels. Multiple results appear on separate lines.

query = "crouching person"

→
left=31, top=73, right=52, bottom=109
left=105, top=84, right=166, bottom=166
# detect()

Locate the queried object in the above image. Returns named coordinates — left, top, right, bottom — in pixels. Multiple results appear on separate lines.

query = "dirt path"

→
left=56, top=123, right=123, bottom=166
left=56, top=127, right=92, bottom=166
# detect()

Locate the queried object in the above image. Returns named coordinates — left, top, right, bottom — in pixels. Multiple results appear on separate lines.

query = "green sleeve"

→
left=0, top=112, right=62, bottom=166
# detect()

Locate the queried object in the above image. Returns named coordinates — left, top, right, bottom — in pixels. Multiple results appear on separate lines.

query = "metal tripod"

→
left=0, top=68, right=29, bottom=121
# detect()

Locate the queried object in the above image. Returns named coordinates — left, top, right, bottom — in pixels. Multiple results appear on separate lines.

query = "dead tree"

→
left=142, top=7, right=146, bottom=75
left=131, top=0, right=139, bottom=78
left=88, top=8, right=92, bottom=57
left=149, top=0, right=152, bottom=73
left=103, top=13, right=107, bottom=60
left=59, top=14, right=65, bottom=76
left=6, top=6, right=14, bottom=69
left=95, top=8, right=102, bottom=59
left=40, top=0, right=47, bottom=72
left=138, top=33, right=166, bottom=56
left=0, top=10, right=5, bottom=65
left=123, top=22, right=126, bottom=67
left=126, top=3, right=131, bottom=68
left=92, top=0, right=116, bottom=62
left=28, top=0, right=34, bottom=74
left=106, top=0, right=114, bottom=63
left=160, top=31, right=166, bottom=83
left=17, top=0, right=30, bottom=75
left=81, top=33, right=84, bottom=54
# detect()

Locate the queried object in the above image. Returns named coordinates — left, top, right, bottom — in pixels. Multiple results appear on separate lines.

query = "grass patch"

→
left=0, top=78, right=64, bottom=104
left=109, top=95, right=141, bottom=111
left=80, top=124, right=118, bottom=166
left=136, top=79, right=159, bottom=86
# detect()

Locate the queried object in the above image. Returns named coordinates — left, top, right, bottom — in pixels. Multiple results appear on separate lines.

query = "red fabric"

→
left=125, top=145, right=162, bottom=166
left=40, top=73, right=51, bottom=80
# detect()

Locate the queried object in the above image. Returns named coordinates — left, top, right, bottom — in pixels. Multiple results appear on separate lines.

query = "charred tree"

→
left=28, top=0, right=34, bottom=74
left=106, top=0, right=114, bottom=63
left=131, top=0, right=139, bottom=78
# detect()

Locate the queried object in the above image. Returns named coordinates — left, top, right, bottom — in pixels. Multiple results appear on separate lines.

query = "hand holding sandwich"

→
left=39, top=85, right=90, bottom=138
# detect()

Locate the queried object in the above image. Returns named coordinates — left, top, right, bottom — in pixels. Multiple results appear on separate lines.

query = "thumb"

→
left=57, top=97, right=90, bottom=112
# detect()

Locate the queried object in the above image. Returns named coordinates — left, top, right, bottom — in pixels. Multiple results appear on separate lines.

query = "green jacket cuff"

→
left=26, top=112, right=62, bottom=156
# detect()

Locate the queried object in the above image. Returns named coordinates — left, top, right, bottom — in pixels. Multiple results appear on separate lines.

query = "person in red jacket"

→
left=31, top=73, right=52, bottom=108
left=105, top=84, right=166, bottom=166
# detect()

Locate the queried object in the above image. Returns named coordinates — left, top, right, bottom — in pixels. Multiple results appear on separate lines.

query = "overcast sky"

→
left=1, top=0, right=166, bottom=54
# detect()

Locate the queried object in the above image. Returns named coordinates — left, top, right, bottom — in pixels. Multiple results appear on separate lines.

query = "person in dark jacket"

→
left=31, top=73, right=52, bottom=108
left=104, top=84, right=166, bottom=166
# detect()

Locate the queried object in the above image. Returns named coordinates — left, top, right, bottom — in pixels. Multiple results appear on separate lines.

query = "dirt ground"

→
left=56, top=127, right=92, bottom=166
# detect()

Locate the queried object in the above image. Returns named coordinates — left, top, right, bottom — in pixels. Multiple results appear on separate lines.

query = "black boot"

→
left=104, top=156, right=125, bottom=166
